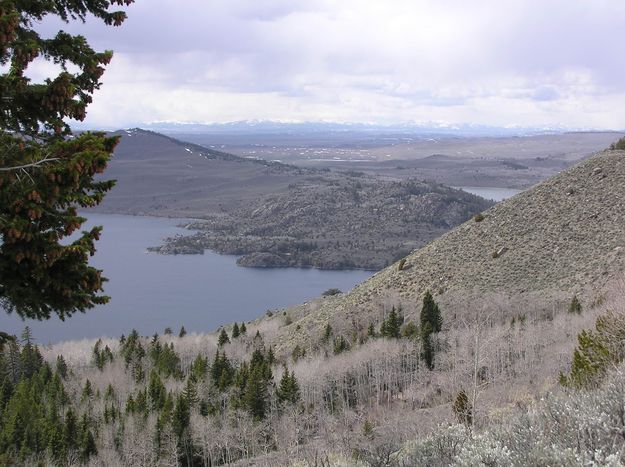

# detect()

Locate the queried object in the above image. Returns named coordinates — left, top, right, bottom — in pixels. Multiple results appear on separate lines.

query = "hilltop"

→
left=153, top=178, right=492, bottom=270
left=96, top=128, right=308, bottom=216
left=269, top=148, right=625, bottom=351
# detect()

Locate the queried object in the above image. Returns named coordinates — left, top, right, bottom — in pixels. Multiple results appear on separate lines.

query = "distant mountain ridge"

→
left=137, top=120, right=602, bottom=137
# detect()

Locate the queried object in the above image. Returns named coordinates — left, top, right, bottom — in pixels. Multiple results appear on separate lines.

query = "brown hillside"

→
left=272, top=149, right=625, bottom=352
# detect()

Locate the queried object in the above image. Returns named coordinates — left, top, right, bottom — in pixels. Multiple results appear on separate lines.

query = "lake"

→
left=0, top=213, right=372, bottom=344
left=455, top=186, right=522, bottom=202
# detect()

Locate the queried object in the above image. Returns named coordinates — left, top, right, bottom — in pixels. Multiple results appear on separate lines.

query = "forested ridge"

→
left=2, top=282, right=624, bottom=465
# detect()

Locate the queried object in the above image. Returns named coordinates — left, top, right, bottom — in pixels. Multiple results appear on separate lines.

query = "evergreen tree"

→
left=367, top=322, right=376, bottom=338
left=322, top=323, right=333, bottom=343
left=382, top=307, right=402, bottom=339
left=178, top=326, right=187, bottom=338
left=92, top=339, right=106, bottom=370
left=240, top=322, right=247, bottom=335
left=421, top=324, right=435, bottom=370
left=125, top=394, right=135, bottom=414
left=250, top=349, right=266, bottom=372
left=19, top=338, right=42, bottom=379
left=218, top=328, right=230, bottom=347
left=0, top=0, right=134, bottom=321
left=232, top=322, right=240, bottom=339
left=333, top=336, right=350, bottom=354
left=148, top=370, right=167, bottom=411
left=420, top=291, right=442, bottom=333
left=172, top=394, right=190, bottom=440
left=134, top=388, right=148, bottom=415
left=0, top=378, right=13, bottom=413
left=20, top=327, right=33, bottom=346
left=182, top=377, right=198, bottom=407
left=120, top=329, right=145, bottom=367
left=63, top=408, right=78, bottom=453
left=104, top=383, right=116, bottom=401
left=4, top=340, right=21, bottom=384
left=79, top=428, right=97, bottom=463
left=150, top=341, right=182, bottom=379
left=244, top=366, right=267, bottom=420
left=189, top=354, right=208, bottom=382
left=47, top=414, right=65, bottom=463
left=102, top=345, right=114, bottom=364
left=267, top=346, right=276, bottom=366
left=210, top=351, right=233, bottom=390
left=231, top=361, right=250, bottom=409
left=277, top=368, right=291, bottom=403
left=560, top=329, right=610, bottom=388
left=277, top=367, right=300, bottom=405
left=210, top=350, right=222, bottom=386
left=0, top=331, right=14, bottom=348
left=81, top=379, right=93, bottom=402
left=419, top=291, right=442, bottom=369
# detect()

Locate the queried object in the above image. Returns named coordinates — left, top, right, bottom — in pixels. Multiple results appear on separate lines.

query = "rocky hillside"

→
left=270, top=149, right=625, bottom=351
left=153, top=178, right=492, bottom=270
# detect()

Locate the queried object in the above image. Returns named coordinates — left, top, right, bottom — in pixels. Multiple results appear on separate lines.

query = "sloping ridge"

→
left=275, top=149, right=625, bottom=349
left=382, top=148, right=625, bottom=297
left=97, top=129, right=310, bottom=216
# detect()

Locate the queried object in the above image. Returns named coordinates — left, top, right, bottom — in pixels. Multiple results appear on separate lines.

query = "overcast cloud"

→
left=34, top=0, right=625, bottom=129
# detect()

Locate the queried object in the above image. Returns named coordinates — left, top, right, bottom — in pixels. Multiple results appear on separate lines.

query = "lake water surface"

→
left=455, top=186, right=522, bottom=202
left=0, top=214, right=372, bottom=344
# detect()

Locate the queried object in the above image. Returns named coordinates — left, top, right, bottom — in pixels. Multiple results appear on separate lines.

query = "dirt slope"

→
left=272, top=149, right=625, bottom=351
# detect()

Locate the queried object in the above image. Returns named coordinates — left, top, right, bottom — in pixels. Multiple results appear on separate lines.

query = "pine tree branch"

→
left=0, top=155, right=59, bottom=171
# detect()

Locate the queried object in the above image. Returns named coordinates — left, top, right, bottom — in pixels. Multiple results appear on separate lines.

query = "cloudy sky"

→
left=36, top=0, right=625, bottom=129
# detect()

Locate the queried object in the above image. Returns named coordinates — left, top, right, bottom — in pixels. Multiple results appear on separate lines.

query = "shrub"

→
left=474, top=213, right=485, bottom=222
left=568, top=295, right=582, bottom=314
left=322, top=288, right=342, bottom=297
left=401, top=321, right=418, bottom=338
left=291, top=345, right=305, bottom=362
left=609, top=137, right=625, bottom=150
left=560, top=309, right=625, bottom=388
left=398, top=258, right=407, bottom=271
left=333, top=336, right=350, bottom=354
left=452, top=390, right=473, bottom=426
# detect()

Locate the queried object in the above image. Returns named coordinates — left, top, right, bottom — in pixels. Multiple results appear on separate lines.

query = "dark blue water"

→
left=0, top=213, right=372, bottom=344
